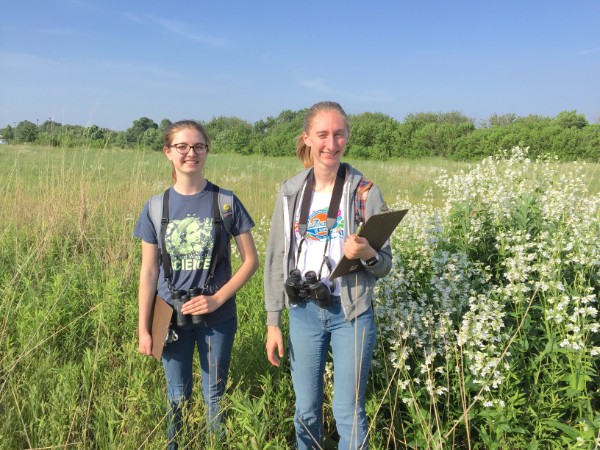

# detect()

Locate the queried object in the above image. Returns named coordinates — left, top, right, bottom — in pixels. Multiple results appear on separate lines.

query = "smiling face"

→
left=163, top=127, right=208, bottom=179
left=303, top=109, right=349, bottom=170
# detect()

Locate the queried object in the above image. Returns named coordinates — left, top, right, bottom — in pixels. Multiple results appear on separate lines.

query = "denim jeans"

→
left=289, top=296, right=376, bottom=450
left=162, top=316, right=237, bottom=449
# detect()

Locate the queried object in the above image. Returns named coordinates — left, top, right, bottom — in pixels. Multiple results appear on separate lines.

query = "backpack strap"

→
left=204, top=184, right=234, bottom=286
left=207, top=187, right=222, bottom=284
left=354, top=178, right=373, bottom=226
left=148, top=185, right=234, bottom=241
left=149, top=188, right=173, bottom=286
left=148, top=184, right=235, bottom=292
left=148, top=192, right=163, bottom=243
left=215, top=186, right=234, bottom=236
left=160, top=189, right=172, bottom=284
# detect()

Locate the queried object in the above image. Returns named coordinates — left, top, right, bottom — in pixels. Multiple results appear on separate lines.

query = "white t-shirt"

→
left=293, top=190, right=347, bottom=296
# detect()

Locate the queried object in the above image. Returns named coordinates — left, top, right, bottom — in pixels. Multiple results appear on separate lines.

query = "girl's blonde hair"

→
left=296, top=101, right=349, bottom=168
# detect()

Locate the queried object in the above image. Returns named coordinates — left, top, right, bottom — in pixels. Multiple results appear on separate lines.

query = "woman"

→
left=134, top=120, right=259, bottom=449
left=264, top=101, right=392, bottom=449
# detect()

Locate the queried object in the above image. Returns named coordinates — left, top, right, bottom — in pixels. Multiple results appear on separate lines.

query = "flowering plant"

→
left=373, top=147, right=600, bottom=448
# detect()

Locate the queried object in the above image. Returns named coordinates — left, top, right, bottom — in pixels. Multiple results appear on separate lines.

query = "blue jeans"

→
left=162, top=316, right=236, bottom=449
left=289, top=296, right=376, bottom=450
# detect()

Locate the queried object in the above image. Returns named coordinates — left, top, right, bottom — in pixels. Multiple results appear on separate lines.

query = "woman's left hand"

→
left=182, top=294, right=223, bottom=315
left=343, top=234, right=377, bottom=261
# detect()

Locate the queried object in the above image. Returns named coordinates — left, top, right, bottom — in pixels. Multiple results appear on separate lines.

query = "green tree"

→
left=348, top=112, right=400, bottom=159
left=254, top=109, right=304, bottom=156
left=205, top=116, right=253, bottom=154
left=514, top=114, right=551, bottom=125
left=39, top=119, right=61, bottom=133
left=125, top=117, right=158, bottom=146
left=15, top=120, right=38, bottom=143
left=488, top=113, right=516, bottom=127
left=398, top=111, right=474, bottom=157
left=412, top=122, right=475, bottom=157
left=140, top=128, right=163, bottom=151
left=157, top=119, right=172, bottom=142
left=85, top=125, right=105, bottom=141
left=56, top=124, right=88, bottom=148
left=553, top=110, right=588, bottom=129
left=0, top=124, right=14, bottom=141
left=112, top=131, right=127, bottom=148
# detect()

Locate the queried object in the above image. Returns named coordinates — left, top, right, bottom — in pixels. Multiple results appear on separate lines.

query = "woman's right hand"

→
left=266, top=325, right=285, bottom=367
left=138, top=241, right=159, bottom=358
left=138, top=330, right=153, bottom=356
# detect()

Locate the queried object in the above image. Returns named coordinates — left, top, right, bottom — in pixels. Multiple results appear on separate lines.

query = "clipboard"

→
left=150, top=295, right=173, bottom=361
left=330, top=209, right=408, bottom=280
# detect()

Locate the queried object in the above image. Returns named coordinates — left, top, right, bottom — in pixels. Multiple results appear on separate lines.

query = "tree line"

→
left=2, top=109, right=598, bottom=160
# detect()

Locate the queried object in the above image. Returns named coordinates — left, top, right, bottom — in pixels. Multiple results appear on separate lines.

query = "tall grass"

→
left=0, top=145, right=598, bottom=449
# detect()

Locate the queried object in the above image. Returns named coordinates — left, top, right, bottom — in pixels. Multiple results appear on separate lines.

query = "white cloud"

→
left=299, top=78, right=332, bottom=93
left=348, top=90, right=394, bottom=103
left=122, top=13, right=226, bottom=46
left=580, top=47, right=600, bottom=55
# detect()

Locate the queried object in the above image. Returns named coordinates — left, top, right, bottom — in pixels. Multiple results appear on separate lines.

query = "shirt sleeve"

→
left=230, top=194, right=255, bottom=236
left=132, top=201, right=158, bottom=244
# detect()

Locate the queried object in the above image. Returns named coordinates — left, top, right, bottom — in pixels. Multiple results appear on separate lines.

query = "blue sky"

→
left=1, top=0, right=599, bottom=131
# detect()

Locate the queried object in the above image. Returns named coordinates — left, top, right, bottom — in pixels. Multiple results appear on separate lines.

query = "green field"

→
left=1, top=146, right=599, bottom=449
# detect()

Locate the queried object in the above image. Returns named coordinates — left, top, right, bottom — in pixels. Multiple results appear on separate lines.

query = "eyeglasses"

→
left=169, top=143, right=209, bottom=155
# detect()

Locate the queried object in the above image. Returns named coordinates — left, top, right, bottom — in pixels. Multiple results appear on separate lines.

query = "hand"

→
left=182, top=294, right=223, bottom=315
left=138, top=331, right=153, bottom=357
left=266, top=326, right=284, bottom=367
left=343, top=234, right=376, bottom=261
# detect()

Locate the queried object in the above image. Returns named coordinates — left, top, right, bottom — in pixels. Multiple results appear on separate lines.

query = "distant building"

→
left=0, top=135, right=7, bottom=144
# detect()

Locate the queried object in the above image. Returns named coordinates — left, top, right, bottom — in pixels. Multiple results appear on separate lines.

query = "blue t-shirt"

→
left=133, top=182, right=255, bottom=326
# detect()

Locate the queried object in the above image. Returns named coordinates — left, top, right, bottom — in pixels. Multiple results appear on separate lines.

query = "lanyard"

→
left=295, top=163, right=346, bottom=280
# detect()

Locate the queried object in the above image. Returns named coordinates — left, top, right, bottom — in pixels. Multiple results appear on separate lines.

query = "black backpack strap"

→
left=204, top=186, right=223, bottom=285
left=159, top=188, right=173, bottom=287
left=155, top=184, right=232, bottom=294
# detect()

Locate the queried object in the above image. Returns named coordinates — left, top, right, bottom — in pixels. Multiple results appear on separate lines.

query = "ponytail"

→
left=295, top=135, right=313, bottom=168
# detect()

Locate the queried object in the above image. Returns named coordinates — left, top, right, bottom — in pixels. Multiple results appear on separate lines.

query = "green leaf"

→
left=541, top=419, right=580, bottom=440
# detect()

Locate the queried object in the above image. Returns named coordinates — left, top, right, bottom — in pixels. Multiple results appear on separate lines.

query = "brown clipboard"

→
left=330, top=209, right=408, bottom=280
left=150, top=295, right=173, bottom=361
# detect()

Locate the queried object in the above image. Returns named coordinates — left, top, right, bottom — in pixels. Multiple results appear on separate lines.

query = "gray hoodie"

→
left=264, top=163, right=392, bottom=326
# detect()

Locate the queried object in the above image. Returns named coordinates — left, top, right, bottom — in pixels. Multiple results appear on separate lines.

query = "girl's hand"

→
left=138, top=331, right=153, bottom=356
left=266, top=326, right=285, bottom=367
left=182, top=294, right=223, bottom=315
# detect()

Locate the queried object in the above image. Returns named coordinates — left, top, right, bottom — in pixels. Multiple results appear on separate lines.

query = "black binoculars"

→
left=172, top=287, right=205, bottom=328
left=284, top=269, right=332, bottom=307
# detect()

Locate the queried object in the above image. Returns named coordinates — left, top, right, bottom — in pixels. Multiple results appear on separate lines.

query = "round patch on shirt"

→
left=295, top=208, right=345, bottom=241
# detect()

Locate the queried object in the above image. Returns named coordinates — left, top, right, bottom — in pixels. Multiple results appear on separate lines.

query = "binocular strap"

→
left=295, top=164, right=346, bottom=290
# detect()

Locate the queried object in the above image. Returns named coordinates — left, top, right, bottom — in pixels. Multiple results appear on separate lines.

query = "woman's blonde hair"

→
left=164, top=120, right=210, bottom=183
left=296, top=101, right=349, bottom=168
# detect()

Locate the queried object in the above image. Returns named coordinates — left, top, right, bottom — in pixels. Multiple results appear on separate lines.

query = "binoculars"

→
left=284, top=269, right=332, bottom=308
left=172, top=287, right=205, bottom=328
left=164, top=328, right=179, bottom=346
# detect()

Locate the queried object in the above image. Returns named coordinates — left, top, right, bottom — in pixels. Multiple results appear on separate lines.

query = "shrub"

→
left=374, top=147, right=600, bottom=448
